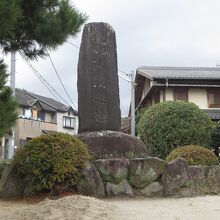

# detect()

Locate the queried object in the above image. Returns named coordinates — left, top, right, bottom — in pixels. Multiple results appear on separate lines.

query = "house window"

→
left=37, top=111, right=45, bottom=121
left=63, top=116, right=76, bottom=129
left=173, top=89, right=188, bottom=102
left=208, top=90, right=220, bottom=108
left=23, top=108, right=32, bottom=118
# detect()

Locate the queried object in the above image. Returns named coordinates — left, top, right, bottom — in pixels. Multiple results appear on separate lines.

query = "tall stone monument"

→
left=78, top=22, right=121, bottom=133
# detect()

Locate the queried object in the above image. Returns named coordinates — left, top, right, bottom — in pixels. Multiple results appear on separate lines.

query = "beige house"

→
left=1, top=89, right=78, bottom=159
left=135, top=66, right=220, bottom=121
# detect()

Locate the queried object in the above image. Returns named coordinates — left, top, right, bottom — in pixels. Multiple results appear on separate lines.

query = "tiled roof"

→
left=137, top=66, right=220, bottom=80
left=203, top=109, right=220, bottom=120
left=15, top=89, right=78, bottom=114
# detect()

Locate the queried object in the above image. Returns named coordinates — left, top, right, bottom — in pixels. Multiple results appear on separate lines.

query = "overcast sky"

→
left=4, top=0, right=220, bottom=116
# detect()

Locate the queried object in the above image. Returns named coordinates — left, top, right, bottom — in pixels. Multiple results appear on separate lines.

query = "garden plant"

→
left=13, top=133, right=90, bottom=194
left=137, top=101, right=213, bottom=159
left=166, top=145, right=219, bottom=166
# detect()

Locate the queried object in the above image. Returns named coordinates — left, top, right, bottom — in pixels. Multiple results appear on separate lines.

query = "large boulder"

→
left=77, top=131, right=150, bottom=160
left=94, top=159, right=130, bottom=184
left=162, top=158, right=197, bottom=197
left=189, top=165, right=220, bottom=195
left=0, top=162, right=24, bottom=198
left=106, top=179, right=134, bottom=197
left=130, top=157, right=166, bottom=188
left=140, top=182, right=164, bottom=197
left=77, top=163, right=105, bottom=198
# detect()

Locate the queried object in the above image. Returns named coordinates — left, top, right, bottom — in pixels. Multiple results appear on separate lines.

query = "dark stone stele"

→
left=77, top=22, right=121, bottom=133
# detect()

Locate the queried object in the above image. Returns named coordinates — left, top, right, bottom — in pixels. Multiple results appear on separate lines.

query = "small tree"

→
left=0, top=60, right=17, bottom=137
left=137, top=101, right=213, bottom=159
left=0, top=0, right=87, bottom=137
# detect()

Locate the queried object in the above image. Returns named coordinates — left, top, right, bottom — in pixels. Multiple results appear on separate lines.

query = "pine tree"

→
left=0, top=0, right=86, bottom=137
left=0, top=0, right=87, bottom=59
left=0, top=60, right=17, bottom=137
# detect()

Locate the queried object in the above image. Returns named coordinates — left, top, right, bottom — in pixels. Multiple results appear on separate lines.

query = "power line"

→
left=67, top=41, right=131, bottom=78
left=24, top=59, right=71, bottom=107
left=66, top=41, right=80, bottom=49
left=46, top=49, right=78, bottom=110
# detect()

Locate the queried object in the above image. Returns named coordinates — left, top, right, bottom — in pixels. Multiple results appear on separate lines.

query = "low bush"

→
left=211, top=122, right=220, bottom=157
left=166, top=145, right=219, bottom=166
left=137, top=101, right=213, bottom=159
left=13, top=133, right=90, bottom=194
left=0, top=160, right=8, bottom=180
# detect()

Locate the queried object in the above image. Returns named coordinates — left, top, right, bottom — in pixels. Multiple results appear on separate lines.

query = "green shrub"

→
left=166, top=145, right=219, bottom=166
left=211, top=122, right=220, bottom=154
left=137, top=101, right=213, bottom=159
left=13, top=133, right=90, bottom=193
left=0, top=160, right=9, bottom=180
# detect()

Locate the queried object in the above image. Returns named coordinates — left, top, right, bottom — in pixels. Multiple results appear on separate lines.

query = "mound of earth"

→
left=0, top=195, right=117, bottom=220
left=77, top=131, right=150, bottom=160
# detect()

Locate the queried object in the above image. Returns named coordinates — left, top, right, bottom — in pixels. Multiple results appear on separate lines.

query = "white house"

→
left=1, top=88, right=78, bottom=158
left=135, top=66, right=220, bottom=121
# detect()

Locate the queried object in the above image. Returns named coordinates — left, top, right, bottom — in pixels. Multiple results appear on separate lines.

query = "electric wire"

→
left=46, top=49, right=78, bottom=110
left=24, top=59, right=71, bottom=107
left=67, top=41, right=132, bottom=78
left=67, top=40, right=132, bottom=115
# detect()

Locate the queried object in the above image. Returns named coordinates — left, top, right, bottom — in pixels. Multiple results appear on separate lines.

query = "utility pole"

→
left=118, top=70, right=136, bottom=136
left=8, top=51, right=16, bottom=159
left=130, top=71, right=136, bottom=136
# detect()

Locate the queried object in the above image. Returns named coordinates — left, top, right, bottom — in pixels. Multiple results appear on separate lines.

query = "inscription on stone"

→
left=77, top=22, right=121, bottom=133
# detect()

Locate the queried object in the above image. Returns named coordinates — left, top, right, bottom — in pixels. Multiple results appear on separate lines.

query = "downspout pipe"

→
left=166, top=78, right=169, bottom=87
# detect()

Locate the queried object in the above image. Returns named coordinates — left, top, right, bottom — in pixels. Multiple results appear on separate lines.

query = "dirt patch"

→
left=0, top=195, right=117, bottom=220
left=0, top=195, right=220, bottom=220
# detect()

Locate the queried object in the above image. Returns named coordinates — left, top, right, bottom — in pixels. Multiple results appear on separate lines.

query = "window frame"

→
left=207, top=89, right=220, bottom=108
left=63, top=116, right=76, bottom=129
left=173, top=88, right=188, bottom=102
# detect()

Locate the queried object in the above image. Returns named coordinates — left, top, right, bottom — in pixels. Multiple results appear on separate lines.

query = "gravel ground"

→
left=0, top=195, right=220, bottom=220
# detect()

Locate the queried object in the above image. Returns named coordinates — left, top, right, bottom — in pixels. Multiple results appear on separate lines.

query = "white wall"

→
left=165, top=88, right=173, bottom=101
left=56, top=112, right=78, bottom=135
left=141, top=79, right=151, bottom=100
left=188, top=88, right=208, bottom=109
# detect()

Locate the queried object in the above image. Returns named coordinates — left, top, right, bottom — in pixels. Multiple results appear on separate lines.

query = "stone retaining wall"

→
left=78, top=157, right=220, bottom=198
left=0, top=157, right=220, bottom=198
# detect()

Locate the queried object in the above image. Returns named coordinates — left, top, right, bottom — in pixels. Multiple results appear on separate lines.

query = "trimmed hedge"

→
left=13, top=133, right=90, bottom=194
left=211, top=122, right=220, bottom=155
left=137, top=101, right=213, bottom=159
left=0, top=160, right=9, bottom=180
left=166, top=145, right=219, bottom=166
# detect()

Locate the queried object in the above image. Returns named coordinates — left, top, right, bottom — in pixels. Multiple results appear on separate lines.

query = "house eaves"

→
left=137, top=66, right=220, bottom=80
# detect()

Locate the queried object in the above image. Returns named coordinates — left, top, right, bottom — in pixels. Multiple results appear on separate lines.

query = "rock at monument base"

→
left=140, top=182, right=164, bottom=197
left=0, top=162, right=24, bottom=198
left=162, top=158, right=197, bottom=197
left=77, top=162, right=105, bottom=198
left=78, top=22, right=121, bottom=133
left=130, top=157, right=166, bottom=188
left=77, top=131, right=150, bottom=160
left=94, top=159, right=130, bottom=184
left=106, top=179, right=134, bottom=197
left=189, top=165, right=220, bottom=195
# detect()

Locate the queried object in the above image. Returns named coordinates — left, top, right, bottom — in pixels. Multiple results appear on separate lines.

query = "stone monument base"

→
left=76, top=131, right=150, bottom=160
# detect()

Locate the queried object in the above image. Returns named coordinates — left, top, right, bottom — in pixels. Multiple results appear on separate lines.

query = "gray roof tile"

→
left=203, top=109, right=220, bottom=120
left=138, top=66, right=220, bottom=79
left=15, top=89, right=78, bottom=114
